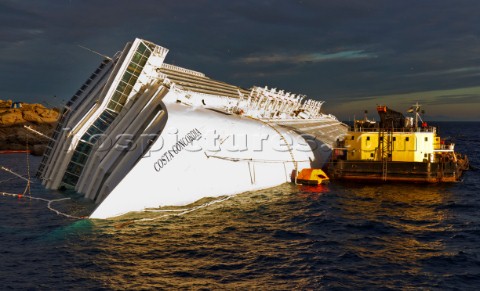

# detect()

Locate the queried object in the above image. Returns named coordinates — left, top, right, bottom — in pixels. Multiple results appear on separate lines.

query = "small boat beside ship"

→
left=327, top=104, right=469, bottom=183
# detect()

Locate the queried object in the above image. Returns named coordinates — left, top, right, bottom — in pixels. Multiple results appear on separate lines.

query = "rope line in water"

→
left=0, top=175, right=28, bottom=185
left=0, top=166, right=31, bottom=183
left=137, top=195, right=234, bottom=223
left=143, top=208, right=191, bottom=212
left=0, top=192, right=86, bottom=219
left=23, top=125, right=56, bottom=141
left=204, top=154, right=310, bottom=164
left=25, top=134, right=31, bottom=196
left=1, top=142, right=84, bottom=219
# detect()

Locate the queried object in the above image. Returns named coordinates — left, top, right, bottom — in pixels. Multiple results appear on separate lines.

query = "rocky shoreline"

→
left=0, top=100, right=59, bottom=156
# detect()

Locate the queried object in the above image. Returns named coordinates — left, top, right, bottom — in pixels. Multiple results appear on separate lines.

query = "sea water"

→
left=0, top=122, right=479, bottom=289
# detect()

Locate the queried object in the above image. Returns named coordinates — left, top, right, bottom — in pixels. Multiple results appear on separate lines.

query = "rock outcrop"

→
left=0, top=100, right=59, bottom=127
left=0, top=100, right=59, bottom=155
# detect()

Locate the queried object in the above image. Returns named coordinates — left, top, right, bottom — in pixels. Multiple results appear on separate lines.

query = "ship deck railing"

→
left=350, top=126, right=436, bottom=133
left=434, top=144, right=455, bottom=152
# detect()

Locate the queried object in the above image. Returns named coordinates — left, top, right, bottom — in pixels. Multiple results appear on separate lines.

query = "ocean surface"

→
left=0, top=122, right=479, bottom=289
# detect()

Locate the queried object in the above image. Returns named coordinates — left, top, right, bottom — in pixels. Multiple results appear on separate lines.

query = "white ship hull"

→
left=90, top=96, right=330, bottom=218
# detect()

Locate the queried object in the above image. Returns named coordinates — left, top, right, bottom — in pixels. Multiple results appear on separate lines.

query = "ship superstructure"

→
left=37, top=38, right=347, bottom=218
left=328, top=104, right=469, bottom=182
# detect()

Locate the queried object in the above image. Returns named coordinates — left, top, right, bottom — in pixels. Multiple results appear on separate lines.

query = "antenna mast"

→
left=77, top=45, right=112, bottom=60
left=413, top=102, right=421, bottom=130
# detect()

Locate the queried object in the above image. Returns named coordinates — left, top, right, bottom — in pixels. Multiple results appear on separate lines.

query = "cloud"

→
left=424, top=93, right=480, bottom=105
left=237, top=50, right=376, bottom=64
left=407, top=66, right=480, bottom=77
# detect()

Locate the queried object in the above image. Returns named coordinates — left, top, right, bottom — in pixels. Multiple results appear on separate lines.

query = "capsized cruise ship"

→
left=36, top=38, right=347, bottom=219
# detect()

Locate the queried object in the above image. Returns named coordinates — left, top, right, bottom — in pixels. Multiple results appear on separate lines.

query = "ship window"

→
left=137, top=42, right=147, bottom=55
left=71, top=152, right=89, bottom=164
left=107, top=100, right=118, bottom=111
left=89, top=134, right=104, bottom=144
left=93, top=119, right=109, bottom=132
left=379, top=137, right=383, bottom=141
left=62, top=172, right=79, bottom=186
left=111, top=92, right=122, bottom=103
left=107, top=100, right=125, bottom=113
left=132, top=52, right=143, bottom=64
left=131, top=64, right=143, bottom=76
left=143, top=46, right=151, bottom=55
left=66, top=162, right=83, bottom=176
left=424, top=153, right=427, bottom=157
left=393, top=137, right=396, bottom=141
left=61, top=109, right=119, bottom=188
left=370, top=153, right=374, bottom=157
left=76, top=142, right=92, bottom=154
left=425, top=137, right=428, bottom=141
left=351, top=136, right=354, bottom=140
left=119, top=95, right=128, bottom=105
left=128, top=76, right=137, bottom=86
left=86, top=126, right=100, bottom=137
left=101, top=110, right=118, bottom=122
left=366, top=136, right=370, bottom=141
left=107, top=102, right=116, bottom=111
left=127, top=63, right=141, bottom=77
left=117, top=81, right=127, bottom=93
left=406, top=137, right=409, bottom=141
left=126, top=63, right=137, bottom=74
left=115, top=104, right=123, bottom=112
left=124, top=84, right=133, bottom=96
left=138, top=56, right=148, bottom=67
left=388, top=153, right=392, bottom=157
left=122, top=72, right=133, bottom=83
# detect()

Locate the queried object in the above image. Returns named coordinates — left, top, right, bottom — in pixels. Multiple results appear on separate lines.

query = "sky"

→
left=1, top=0, right=479, bottom=121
